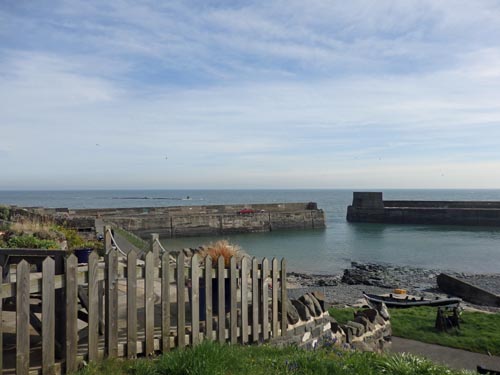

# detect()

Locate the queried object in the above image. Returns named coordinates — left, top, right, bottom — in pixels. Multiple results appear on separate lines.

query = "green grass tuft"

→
left=73, top=342, right=474, bottom=375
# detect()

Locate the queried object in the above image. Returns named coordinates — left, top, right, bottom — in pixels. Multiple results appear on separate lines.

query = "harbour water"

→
left=1, top=189, right=500, bottom=274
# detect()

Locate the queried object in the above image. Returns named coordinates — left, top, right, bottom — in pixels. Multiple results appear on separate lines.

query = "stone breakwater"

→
left=288, top=262, right=500, bottom=312
left=11, top=202, right=325, bottom=238
left=347, top=191, right=500, bottom=226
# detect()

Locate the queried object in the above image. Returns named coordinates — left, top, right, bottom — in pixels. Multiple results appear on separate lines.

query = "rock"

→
left=355, top=308, right=378, bottom=323
left=345, top=321, right=365, bottom=336
left=306, top=292, right=323, bottom=315
left=311, top=291, right=327, bottom=310
left=298, top=294, right=320, bottom=317
left=291, top=299, right=311, bottom=321
left=354, top=315, right=376, bottom=332
left=376, top=302, right=390, bottom=321
left=278, top=295, right=300, bottom=324
left=351, top=341, right=374, bottom=352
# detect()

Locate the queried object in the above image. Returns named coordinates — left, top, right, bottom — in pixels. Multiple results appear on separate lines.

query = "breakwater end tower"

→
left=347, top=192, right=500, bottom=226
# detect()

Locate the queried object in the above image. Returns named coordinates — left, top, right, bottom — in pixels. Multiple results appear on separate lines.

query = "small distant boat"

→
left=363, top=292, right=461, bottom=308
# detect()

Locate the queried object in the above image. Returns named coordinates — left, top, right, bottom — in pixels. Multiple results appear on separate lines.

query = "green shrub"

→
left=0, top=205, right=9, bottom=221
left=7, top=234, right=59, bottom=249
left=54, top=226, right=85, bottom=250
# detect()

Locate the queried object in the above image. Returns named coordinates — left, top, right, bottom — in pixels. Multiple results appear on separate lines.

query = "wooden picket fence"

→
left=0, top=246, right=287, bottom=374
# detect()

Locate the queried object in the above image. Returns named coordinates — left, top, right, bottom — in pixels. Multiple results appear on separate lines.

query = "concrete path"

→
left=390, top=336, right=500, bottom=372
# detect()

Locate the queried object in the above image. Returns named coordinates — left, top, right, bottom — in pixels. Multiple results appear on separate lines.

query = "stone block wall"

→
left=273, top=291, right=392, bottom=353
left=347, top=192, right=500, bottom=226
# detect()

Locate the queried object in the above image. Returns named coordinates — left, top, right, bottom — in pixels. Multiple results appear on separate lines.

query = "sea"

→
left=1, top=189, right=500, bottom=275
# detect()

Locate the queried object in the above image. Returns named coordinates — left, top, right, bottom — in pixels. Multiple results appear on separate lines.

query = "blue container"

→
left=74, top=248, right=93, bottom=264
left=196, top=278, right=231, bottom=321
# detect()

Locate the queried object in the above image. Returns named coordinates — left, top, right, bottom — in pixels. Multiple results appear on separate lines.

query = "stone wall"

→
left=347, top=192, right=500, bottom=227
left=38, top=203, right=325, bottom=238
left=273, top=291, right=392, bottom=353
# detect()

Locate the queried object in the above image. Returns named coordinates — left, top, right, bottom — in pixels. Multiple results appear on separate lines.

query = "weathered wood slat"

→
left=230, top=257, right=237, bottom=344
left=177, top=252, right=186, bottom=348
left=204, top=256, right=213, bottom=341
left=150, top=233, right=160, bottom=267
left=0, top=265, right=2, bottom=372
left=217, top=256, right=225, bottom=344
left=280, top=258, right=287, bottom=336
left=252, top=257, right=259, bottom=342
left=191, top=254, right=200, bottom=346
left=88, top=251, right=99, bottom=362
left=240, top=258, right=248, bottom=344
left=104, top=225, right=113, bottom=254
left=105, top=250, right=119, bottom=357
left=144, top=252, right=154, bottom=356
left=261, top=258, right=269, bottom=341
left=65, top=255, right=78, bottom=373
left=127, top=251, right=137, bottom=359
left=161, top=252, right=170, bottom=352
left=272, top=258, right=278, bottom=338
left=16, top=260, right=30, bottom=375
left=42, top=257, right=55, bottom=375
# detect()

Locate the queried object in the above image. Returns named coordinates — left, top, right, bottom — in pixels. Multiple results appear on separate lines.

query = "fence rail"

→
left=0, top=232, right=287, bottom=374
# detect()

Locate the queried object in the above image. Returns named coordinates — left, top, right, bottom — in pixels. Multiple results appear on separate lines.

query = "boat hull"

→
left=363, top=293, right=461, bottom=308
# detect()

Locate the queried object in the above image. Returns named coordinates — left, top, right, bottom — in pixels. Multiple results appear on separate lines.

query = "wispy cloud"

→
left=1, top=0, right=500, bottom=188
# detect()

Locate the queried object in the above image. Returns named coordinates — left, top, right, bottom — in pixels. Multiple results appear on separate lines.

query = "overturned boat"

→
left=363, top=292, right=461, bottom=308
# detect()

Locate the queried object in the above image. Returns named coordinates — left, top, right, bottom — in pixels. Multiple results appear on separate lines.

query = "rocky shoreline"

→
left=287, top=262, right=500, bottom=312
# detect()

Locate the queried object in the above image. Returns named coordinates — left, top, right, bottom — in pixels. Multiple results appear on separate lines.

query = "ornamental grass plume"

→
left=200, top=240, right=246, bottom=267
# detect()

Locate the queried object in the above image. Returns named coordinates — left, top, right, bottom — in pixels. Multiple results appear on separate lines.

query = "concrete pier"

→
left=346, top=192, right=500, bottom=226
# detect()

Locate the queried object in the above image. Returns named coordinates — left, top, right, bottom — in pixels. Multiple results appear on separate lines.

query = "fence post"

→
left=272, top=258, right=278, bottom=338
left=161, top=251, right=171, bottom=352
left=88, top=251, right=100, bottom=362
left=230, top=256, right=237, bottom=344
left=0, top=265, right=3, bottom=372
left=105, top=249, right=119, bottom=357
left=16, top=260, right=30, bottom=375
left=177, top=252, right=186, bottom=348
left=261, top=258, right=269, bottom=341
left=191, top=254, right=200, bottom=346
left=150, top=233, right=160, bottom=267
left=240, top=258, right=248, bottom=344
left=144, top=252, right=155, bottom=355
left=104, top=225, right=113, bottom=254
left=42, top=257, right=55, bottom=375
left=127, top=251, right=137, bottom=359
left=217, top=256, right=225, bottom=344
left=204, top=256, right=213, bottom=341
left=280, top=259, right=287, bottom=336
left=251, top=257, right=259, bottom=343
left=65, top=254, right=78, bottom=373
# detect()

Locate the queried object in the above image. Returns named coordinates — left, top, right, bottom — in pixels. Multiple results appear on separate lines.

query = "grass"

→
left=329, top=306, right=500, bottom=356
left=74, top=341, right=473, bottom=375
left=113, top=226, right=149, bottom=251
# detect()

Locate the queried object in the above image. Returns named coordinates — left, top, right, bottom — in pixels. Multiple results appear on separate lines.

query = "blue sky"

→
left=1, top=0, right=500, bottom=189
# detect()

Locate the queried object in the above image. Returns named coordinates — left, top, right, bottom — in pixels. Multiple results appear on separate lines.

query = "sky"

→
left=1, top=0, right=500, bottom=190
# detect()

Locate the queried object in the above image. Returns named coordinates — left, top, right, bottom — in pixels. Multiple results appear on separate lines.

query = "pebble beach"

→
left=287, top=262, right=500, bottom=312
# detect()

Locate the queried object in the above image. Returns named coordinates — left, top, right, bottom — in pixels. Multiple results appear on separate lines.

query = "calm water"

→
left=2, top=189, right=500, bottom=274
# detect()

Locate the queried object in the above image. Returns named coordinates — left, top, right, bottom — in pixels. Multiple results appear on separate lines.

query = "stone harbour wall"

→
left=347, top=192, right=500, bottom=227
left=29, top=203, right=325, bottom=238
left=273, top=291, right=392, bottom=353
